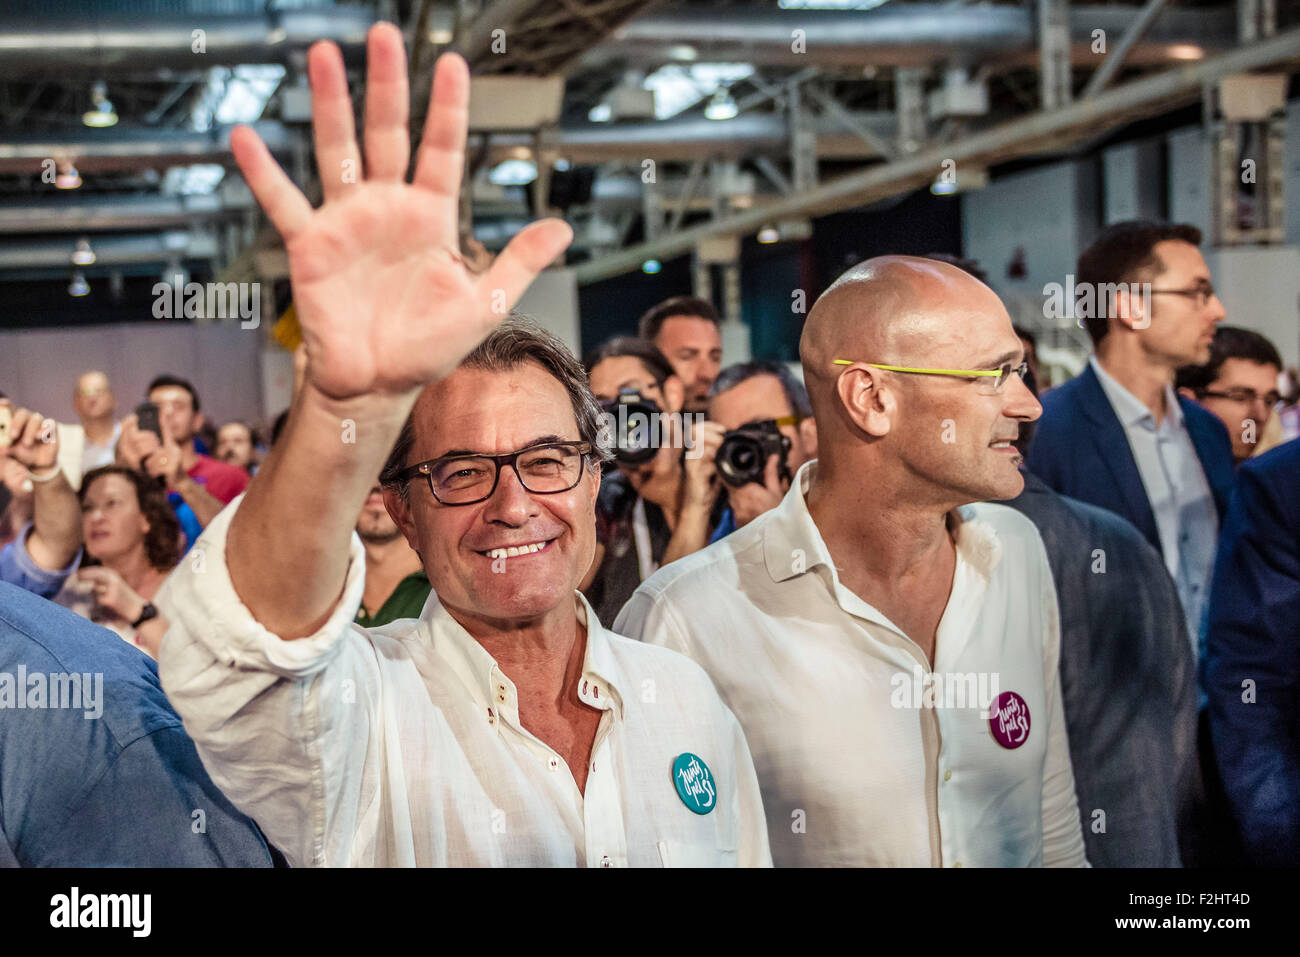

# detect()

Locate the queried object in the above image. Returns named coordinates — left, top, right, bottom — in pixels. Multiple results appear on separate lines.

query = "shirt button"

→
left=497, top=692, right=507, bottom=702
left=944, top=769, right=952, bottom=782
left=548, top=757, right=559, bottom=771
left=600, top=855, right=611, bottom=868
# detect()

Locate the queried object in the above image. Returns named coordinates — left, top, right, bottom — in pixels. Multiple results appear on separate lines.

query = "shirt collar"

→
left=1089, top=355, right=1183, bottom=431
left=414, top=590, right=625, bottom=721
left=761, top=460, right=1004, bottom=590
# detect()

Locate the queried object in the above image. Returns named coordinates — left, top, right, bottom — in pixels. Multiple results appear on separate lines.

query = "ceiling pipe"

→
left=584, top=4, right=1234, bottom=69
left=0, top=193, right=242, bottom=232
left=0, top=8, right=375, bottom=74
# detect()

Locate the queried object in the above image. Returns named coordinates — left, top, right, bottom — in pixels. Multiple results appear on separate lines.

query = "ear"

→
left=835, top=365, right=893, bottom=438
left=192, top=410, right=206, bottom=433
left=382, top=486, right=420, bottom=553
left=1113, top=285, right=1150, bottom=332
left=663, top=374, right=686, bottom=414
left=799, top=416, right=819, bottom=459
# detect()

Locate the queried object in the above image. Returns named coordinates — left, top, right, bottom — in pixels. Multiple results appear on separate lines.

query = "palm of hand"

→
left=231, top=26, right=571, bottom=403
left=286, top=187, right=484, bottom=398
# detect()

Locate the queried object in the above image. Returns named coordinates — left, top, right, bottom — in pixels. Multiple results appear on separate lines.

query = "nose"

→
left=1004, top=373, right=1042, bottom=422
left=479, top=463, right=539, bottom=527
left=1207, top=293, right=1227, bottom=323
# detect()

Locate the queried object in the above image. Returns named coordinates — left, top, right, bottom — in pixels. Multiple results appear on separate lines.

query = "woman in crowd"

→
left=55, top=466, right=178, bottom=658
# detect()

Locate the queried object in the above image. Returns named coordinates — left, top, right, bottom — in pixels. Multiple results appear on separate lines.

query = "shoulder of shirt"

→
left=598, top=624, right=734, bottom=707
left=632, top=508, right=772, bottom=603
left=963, top=501, right=1050, bottom=561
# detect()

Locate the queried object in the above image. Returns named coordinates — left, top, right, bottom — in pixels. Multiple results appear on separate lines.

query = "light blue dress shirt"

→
left=1089, top=357, right=1220, bottom=660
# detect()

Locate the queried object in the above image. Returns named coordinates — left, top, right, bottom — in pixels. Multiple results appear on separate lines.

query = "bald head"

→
left=73, top=369, right=115, bottom=423
left=797, top=255, right=1038, bottom=505
left=800, top=256, right=1006, bottom=397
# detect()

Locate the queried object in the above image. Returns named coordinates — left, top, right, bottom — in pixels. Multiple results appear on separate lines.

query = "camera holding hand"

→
left=715, top=420, right=792, bottom=488
left=599, top=388, right=664, bottom=467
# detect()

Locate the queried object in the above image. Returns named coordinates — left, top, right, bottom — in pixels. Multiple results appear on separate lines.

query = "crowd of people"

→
left=1, top=24, right=1298, bottom=867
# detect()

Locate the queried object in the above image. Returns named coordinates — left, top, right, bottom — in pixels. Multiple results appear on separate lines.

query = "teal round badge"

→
left=672, top=752, right=717, bottom=815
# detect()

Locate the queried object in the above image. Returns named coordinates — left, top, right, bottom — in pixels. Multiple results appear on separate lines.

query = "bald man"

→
left=617, top=256, right=1088, bottom=867
left=72, top=371, right=120, bottom=474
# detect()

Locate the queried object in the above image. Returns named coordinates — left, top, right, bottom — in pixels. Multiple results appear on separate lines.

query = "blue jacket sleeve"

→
left=1205, top=450, right=1300, bottom=866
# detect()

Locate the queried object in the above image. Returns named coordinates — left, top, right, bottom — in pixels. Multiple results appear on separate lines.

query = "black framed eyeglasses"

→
left=1150, top=283, right=1217, bottom=307
left=1199, top=387, right=1281, bottom=407
left=388, top=441, right=592, bottom=506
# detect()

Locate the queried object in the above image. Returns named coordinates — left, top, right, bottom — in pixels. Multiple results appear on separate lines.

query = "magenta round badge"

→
left=988, top=690, right=1031, bottom=749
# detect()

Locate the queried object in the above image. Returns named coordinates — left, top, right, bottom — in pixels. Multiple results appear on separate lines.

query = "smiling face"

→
left=81, top=472, right=150, bottom=563
left=885, top=287, right=1041, bottom=503
left=385, top=362, right=599, bottom=630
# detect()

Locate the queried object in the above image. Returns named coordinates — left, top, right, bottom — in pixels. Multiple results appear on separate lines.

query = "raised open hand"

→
left=230, top=23, right=572, bottom=401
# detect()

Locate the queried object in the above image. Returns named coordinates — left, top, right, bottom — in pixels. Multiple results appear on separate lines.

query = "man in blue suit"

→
left=1204, top=438, right=1300, bottom=866
left=1026, top=221, right=1234, bottom=653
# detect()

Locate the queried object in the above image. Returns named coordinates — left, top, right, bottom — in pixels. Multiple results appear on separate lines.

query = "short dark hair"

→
left=1175, top=325, right=1284, bottom=394
left=583, top=337, right=676, bottom=389
left=637, top=295, right=720, bottom=341
left=709, top=360, right=812, bottom=420
left=1076, top=220, right=1203, bottom=346
left=79, top=466, right=182, bottom=571
left=147, top=374, right=201, bottom=412
left=381, top=315, right=612, bottom=502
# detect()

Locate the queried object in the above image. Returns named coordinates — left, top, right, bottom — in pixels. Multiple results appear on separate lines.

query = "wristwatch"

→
left=131, top=603, right=158, bottom=629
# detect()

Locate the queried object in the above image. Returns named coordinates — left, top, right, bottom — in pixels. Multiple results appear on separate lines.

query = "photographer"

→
left=583, top=337, right=724, bottom=626
left=707, top=361, right=819, bottom=538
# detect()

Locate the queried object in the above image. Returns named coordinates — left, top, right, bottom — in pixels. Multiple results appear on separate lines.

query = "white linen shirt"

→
left=615, top=461, right=1088, bottom=868
left=158, top=495, right=771, bottom=867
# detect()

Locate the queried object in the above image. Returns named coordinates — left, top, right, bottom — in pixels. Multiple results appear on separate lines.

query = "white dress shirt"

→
left=1088, top=357, right=1219, bottom=653
left=158, top=496, right=771, bottom=867
left=615, top=461, right=1088, bottom=868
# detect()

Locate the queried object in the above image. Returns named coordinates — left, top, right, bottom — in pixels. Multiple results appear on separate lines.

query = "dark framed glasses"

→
left=388, top=441, right=592, bottom=506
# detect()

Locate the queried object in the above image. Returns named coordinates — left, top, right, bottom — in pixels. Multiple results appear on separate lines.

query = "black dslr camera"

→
left=599, top=388, right=663, bottom=467
left=715, top=420, right=792, bottom=488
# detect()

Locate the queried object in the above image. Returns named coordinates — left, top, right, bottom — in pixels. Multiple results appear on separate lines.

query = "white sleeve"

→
left=157, top=493, right=382, bottom=867
left=1034, top=541, right=1089, bottom=868
left=614, top=585, right=687, bottom=654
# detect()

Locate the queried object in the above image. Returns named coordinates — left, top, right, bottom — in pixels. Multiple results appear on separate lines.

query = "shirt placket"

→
left=577, top=674, right=627, bottom=868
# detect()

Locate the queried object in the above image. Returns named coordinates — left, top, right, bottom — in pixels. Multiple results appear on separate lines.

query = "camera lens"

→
left=599, top=392, right=662, bottom=466
left=716, top=432, right=765, bottom=487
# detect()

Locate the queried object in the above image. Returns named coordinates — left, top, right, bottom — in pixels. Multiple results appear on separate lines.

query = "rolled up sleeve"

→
left=157, top=494, right=381, bottom=867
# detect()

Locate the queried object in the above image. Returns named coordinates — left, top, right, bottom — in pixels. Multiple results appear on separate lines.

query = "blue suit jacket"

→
left=1204, top=438, right=1300, bottom=866
left=1026, top=362, right=1236, bottom=554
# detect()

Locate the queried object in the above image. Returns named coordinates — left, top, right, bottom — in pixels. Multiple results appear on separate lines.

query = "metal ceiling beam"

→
left=0, top=9, right=374, bottom=74
left=1082, top=0, right=1172, bottom=98
left=0, top=231, right=218, bottom=270
left=572, top=25, right=1300, bottom=284
left=0, top=122, right=300, bottom=174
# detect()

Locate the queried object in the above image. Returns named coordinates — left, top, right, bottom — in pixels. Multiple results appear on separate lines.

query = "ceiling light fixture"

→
left=68, top=270, right=90, bottom=297
left=757, top=225, right=780, bottom=244
left=82, top=81, right=118, bottom=128
left=71, top=238, right=96, bottom=266
left=642, top=259, right=662, bottom=274
left=54, top=163, right=81, bottom=190
left=704, top=89, right=739, bottom=121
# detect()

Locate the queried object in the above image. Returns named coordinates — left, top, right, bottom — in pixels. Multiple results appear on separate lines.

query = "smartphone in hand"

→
left=135, top=402, right=163, bottom=440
